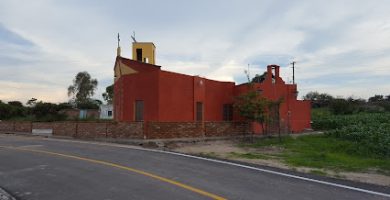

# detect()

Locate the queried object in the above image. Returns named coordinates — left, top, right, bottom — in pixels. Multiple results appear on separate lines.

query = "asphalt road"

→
left=0, top=134, right=389, bottom=200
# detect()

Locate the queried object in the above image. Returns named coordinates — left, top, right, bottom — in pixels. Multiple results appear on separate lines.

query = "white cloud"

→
left=0, top=0, right=390, bottom=103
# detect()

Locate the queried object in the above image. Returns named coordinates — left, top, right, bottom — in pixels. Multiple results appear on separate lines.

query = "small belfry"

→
left=131, top=33, right=156, bottom=64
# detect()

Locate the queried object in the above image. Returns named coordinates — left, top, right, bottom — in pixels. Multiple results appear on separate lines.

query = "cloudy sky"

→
left=1, top=0, right=389, bottom=104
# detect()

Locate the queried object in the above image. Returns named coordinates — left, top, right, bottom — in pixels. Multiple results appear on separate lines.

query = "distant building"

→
left=113, top=40, right=311, bottom=133
left=99, top=104, right=113, bottom=119
left=60, top=109, right=99, bottom=120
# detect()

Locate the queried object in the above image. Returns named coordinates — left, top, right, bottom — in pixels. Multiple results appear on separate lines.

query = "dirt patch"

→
left=173, top=140, right=246, bottom=156
left=171, top=139, right=390, bottom=187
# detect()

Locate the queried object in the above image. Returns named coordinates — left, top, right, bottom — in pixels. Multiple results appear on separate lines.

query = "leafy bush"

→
left=31, top=102, right=67, bottom=121
left=0, top=101, right=28, bottom=119
left=329, top=98, right=359, bottom=115
left=0, top=100, right=68, bottom=121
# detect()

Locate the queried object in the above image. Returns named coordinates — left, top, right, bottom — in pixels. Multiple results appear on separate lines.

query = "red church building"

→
left=113, top=41, right=311, bottom=134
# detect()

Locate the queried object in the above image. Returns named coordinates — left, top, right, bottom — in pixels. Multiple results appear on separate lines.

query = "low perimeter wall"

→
left=0, top=121, right=250, bottom=140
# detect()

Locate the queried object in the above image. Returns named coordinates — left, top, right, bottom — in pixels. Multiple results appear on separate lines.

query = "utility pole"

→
left=290, top=61, right=296, bottom=84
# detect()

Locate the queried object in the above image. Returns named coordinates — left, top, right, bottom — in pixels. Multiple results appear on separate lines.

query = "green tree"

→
left=234, top=71, right=270, bottom=139
left=8, top=101, right=23, bottom=107
left=303, top=91, right=334, bottom=108
left=26, top=98, right=37, bottom=106
left=369, top=94, right=390, bottom=112
left=76, top=100, right=100, bottom=109
left=368, top=94, right=384, bottom=102
left=67, top=71, right=98, bottom=108
left=57, top=102, right=73, bottom=110
left=251, top=72, right=267, bottom=83
left=102, top=84, right=114, bottom=104
left=31, top=101, right=66, bottom=121
left=0, top=101, right=12, bottom=119
left=0, top=100, right=28, bottom=119
left=329, top=98, right=359, bottom=115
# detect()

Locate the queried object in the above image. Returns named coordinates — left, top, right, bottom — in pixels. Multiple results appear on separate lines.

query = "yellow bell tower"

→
left=132, top=42, right=156, bottom=65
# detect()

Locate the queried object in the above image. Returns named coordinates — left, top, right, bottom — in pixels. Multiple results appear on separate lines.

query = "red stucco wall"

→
left=158, top=71, right=194, bottom=121
left=204, top=79, right=235, bottom=121
left=114, top=58, right=311, bottom=133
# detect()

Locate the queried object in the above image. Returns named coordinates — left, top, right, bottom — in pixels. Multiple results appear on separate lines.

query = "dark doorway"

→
left=136, top=48, right=142, bottom=62
left=135, top=100, right=144, bottom=121
left=223, top=104, right=233, bottom=121
left=196, top=102, right=203, bottom=121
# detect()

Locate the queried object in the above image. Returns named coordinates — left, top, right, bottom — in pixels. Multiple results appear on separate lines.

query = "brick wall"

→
left=76, top=122, right=107, bottom=138
left=33, top=122, right=77, bottom=137
left=107, top=122, right=143, bottom=139
left=145, top=122, right=204, bottom=139
left=0, top=121, right=143, bottom=139
left=0, top=121, right=14, bottom=131
left=204, top=121, right=250, bottom=137
left=14, top=122, right=32, bottom=132
left=0, top=121, right=249, bottom=140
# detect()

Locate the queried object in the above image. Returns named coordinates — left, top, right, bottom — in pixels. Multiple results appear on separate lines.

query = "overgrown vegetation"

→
left=312, top=111, right=390, bottom=158
left=0, top=100, right=68, bottom=121
left=243, top=135, right=390, bottom=174
left=236, top=92, right=390, bottom=174
left=307, top=92, right=390, bottom=158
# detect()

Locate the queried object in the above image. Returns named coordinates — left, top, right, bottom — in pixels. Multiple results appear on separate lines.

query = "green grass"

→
left=243, top=135, right=390, bottom=174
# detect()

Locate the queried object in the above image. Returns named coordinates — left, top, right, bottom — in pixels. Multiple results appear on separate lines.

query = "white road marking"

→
left=3, top=135, right=390, bottom=198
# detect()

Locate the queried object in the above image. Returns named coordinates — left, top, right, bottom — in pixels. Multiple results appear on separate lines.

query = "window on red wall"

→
left=223, top=104, right=233, bottom=121
left=135, top=100, right=144, bottom=121
left=196, top=102, right=203, bottom=122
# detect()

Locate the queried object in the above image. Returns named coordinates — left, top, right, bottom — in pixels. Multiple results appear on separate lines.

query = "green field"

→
left=239, top=110, right=390, bottom=174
